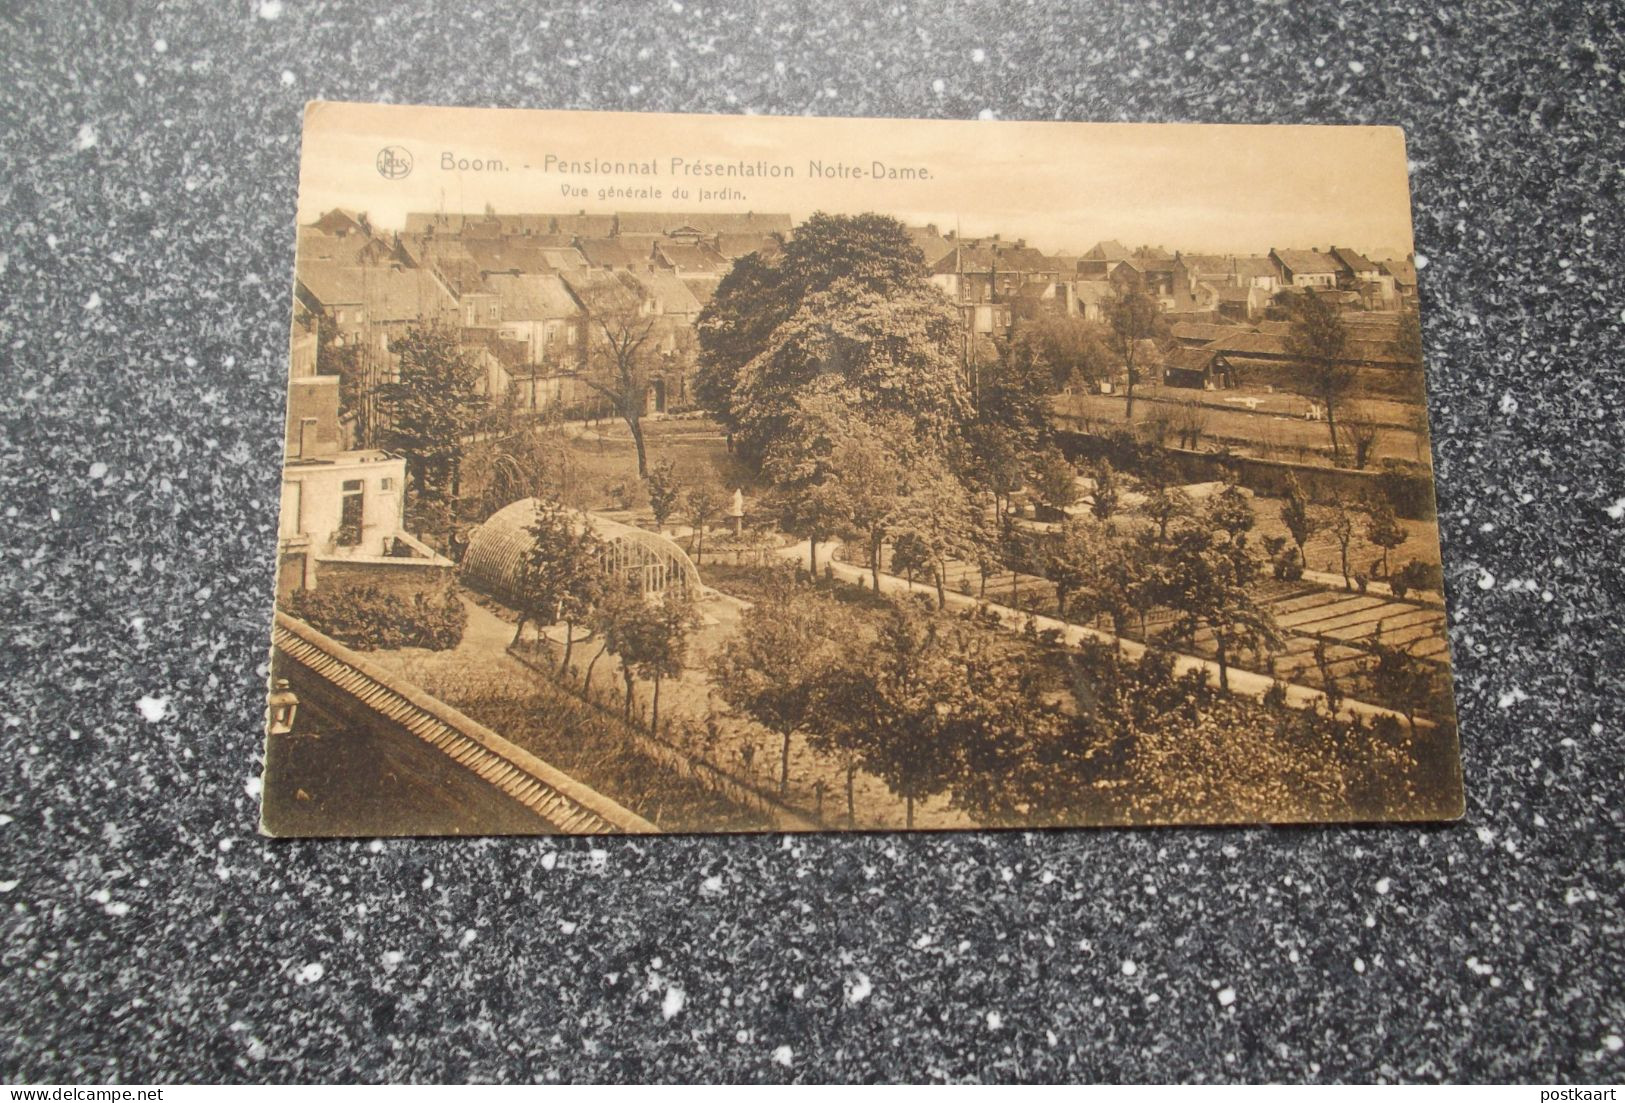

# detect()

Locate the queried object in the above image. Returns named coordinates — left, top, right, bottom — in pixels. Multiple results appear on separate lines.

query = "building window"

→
left=379, top=477, right=394, bottom=492
left=337, top=479, right=364, bottom=546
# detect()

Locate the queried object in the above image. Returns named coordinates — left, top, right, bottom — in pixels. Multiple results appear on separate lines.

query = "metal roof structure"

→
left=461, top=500, right=703, bottom=608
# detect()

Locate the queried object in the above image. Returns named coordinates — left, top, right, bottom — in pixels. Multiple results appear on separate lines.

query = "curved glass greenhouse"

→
left=461, top=499, right=703, bottom=608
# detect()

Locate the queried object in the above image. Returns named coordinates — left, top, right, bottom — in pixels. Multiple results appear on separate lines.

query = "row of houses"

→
left=913, top=226, right=1419, bottom=343
left=294, top=208, right=1419, bottom=428
left=1156, top=313, right=1419, bottom=391
left=293, top=207, right=796, bottom=421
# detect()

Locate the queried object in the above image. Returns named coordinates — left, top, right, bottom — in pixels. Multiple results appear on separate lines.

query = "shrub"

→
left=1390, top=558, right=1443, bottom=599
left=283, top=583, right=467, bottom=651
left=1264, top=536, right=1304, bottom=581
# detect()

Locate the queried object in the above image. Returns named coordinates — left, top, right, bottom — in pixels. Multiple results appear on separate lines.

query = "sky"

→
left=298, top=102, right=1416, bottom=259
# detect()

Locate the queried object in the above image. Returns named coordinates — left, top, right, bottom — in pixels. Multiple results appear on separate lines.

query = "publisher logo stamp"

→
left=376, top=146, right=413, bottom=180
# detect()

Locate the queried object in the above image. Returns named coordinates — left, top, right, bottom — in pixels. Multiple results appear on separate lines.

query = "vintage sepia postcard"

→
left=262, top=101, right=1463, bottom=836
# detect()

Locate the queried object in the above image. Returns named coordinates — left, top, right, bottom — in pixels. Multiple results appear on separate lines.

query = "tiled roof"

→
left=298, top=263, right=456, bottom=321
left=906, top=227, right=956, bottom=267
left=1084, top=239, right=1132, bottom=261
left=484, top=273, right=581, bottom=321
left=463, top=238, right=558, bottom=275
left=576, top=238, right=640, bottom=269
left=1164, top=346, right=1222, bottom=372
left=932, top=245, right=1064, bottom=275
left=1272, top=248, right=1343, bottom=276
left=1172, top=322, right=1241, bottom=343
left=616, top=211, right=792, bottom=236
left=653, top=241, right=726, bottom=274
left=297, top=226, right=381, bottom=265
left=561, top=269, right=644, bottom=314
left=1176, top=254, right=1236, bottom=276
left=311, top=209, right=369, bottom=236
left=1230, top=256, right=1278, bottom=279
left=539, top=247, right=588, bottom=271
left=1379, top=258, right=1418, bottom=286
left=1204, top=330, right=1290, bottom=357
left=1205, top=326, right=1410, bottom=365
left=627, top=270, right=703, bottom=315
left=1331, top=247, right=1379, bottom=274
left=685, top=277, right=723, bottom=307
left=714, top=233, right=783, bottom=260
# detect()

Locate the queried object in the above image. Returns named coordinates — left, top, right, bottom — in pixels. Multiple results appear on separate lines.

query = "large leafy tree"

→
left=1004, top=312, right=1116, bottom=396
left=959, top=422, right=1027, bottom=536
left=1283, top=291, right=1356, bottom=463
left=1031, top=445, right=1081, bottom=518
left=733, top=278, right=970, bottom=464
left=695, top=212, right=969, bottom=467
left=1280, top=473, right=1315, bottom=570
left=377, top=323, right=487, bottom=543
left=645, top=460, right=683, bottom=532
left=763, top=387, right=913, bottom=582
left=1364, top=499, right=1407, bottom=579
left=1044, top=516, right=1101, bottom=620
left=890, top=466, right=983, bottom=609
left=775, top=211, right=929, bottom=298
left=693, top=252, right=783, bottom=447
left=711, top=571, right=852, bottom=797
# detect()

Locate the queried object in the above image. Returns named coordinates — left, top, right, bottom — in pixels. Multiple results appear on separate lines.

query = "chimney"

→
left=298, top=417, right=319, bottom=460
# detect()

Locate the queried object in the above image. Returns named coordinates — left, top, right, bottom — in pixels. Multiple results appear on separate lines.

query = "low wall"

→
left=1053, top=429, right=1439, bottom=520
left=316, top=556, right=455, bottom=598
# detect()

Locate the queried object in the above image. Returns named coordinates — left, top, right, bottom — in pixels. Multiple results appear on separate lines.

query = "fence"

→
left=1053, top=428, right=1439, bottom=520
left=505, top=645, right=828, bottom=832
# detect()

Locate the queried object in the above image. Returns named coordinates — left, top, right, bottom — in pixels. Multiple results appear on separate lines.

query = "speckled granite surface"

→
left=2, top=0, right=1622, bottom=1084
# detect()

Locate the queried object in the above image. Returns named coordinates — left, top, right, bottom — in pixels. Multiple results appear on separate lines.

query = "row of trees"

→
left=1035, top=474, right=1281, bottom=693
left=512, top=498, right=699, bottom=737
left=710, top=566, right=1445, bottom=828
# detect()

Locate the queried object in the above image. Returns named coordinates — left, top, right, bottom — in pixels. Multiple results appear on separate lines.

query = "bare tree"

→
left=1105, top=284, right=1164, bottom=422
left=1338, top=416, right=1381, bottom=470
left=1322, top=496, right=1357, bottom=590
left=1170, top=399, right=1210, bottom=451
left=685, top=480, right=726, bottom=566
left=576, top=275, right=658, bottom=477
left=1280, top=473, right=1316, bottom=571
